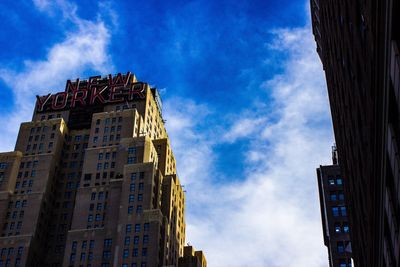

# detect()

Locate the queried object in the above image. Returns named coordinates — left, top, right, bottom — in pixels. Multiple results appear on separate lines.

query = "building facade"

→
left=317, top=147, right=352, bottom=267
left=311, top=0, right=400, bottom=266
left=0, top=72, right=205, bottom=267
left=178, top=246, right=206, bottom=267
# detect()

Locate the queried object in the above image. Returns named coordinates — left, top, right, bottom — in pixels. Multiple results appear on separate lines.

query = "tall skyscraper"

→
left=317, top=146, right=352, bottom=267
left=0, top=72, right=206, bottom=267
left=311, top=0, right=400, bottom=266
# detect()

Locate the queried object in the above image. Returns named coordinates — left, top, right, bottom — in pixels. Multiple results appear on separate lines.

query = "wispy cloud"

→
left=164, top=24, right=332, bottom=267
left=0, top=0, right=115, bottom=151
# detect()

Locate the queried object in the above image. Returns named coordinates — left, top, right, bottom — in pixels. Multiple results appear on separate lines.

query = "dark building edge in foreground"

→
left=311, top=0, right=400, bottom=266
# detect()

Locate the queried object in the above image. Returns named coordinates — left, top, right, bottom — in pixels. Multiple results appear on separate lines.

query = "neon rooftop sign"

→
left=36, top=72, right=146, bottom=112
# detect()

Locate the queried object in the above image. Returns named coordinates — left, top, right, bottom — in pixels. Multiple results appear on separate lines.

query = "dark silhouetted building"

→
left=311, top=0, right=400, bottom=266
left=0, top=72, right=205, bottom=267
left=178, top=246, right=206, bottom=267
left=317, top=146, right=352, bottom=267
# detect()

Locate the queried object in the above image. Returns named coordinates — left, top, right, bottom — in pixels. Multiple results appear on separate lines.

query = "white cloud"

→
left=222, top=117, right=267, bottom=143
left=164, top=24, right=333, bottom=267
left=0, top=0, right=115, bottom=152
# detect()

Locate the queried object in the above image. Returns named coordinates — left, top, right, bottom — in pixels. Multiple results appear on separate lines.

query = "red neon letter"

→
left=129, top=82, right=146, bottom=99
left=71, top=90, right=88, bottom=108
left=88, top=75, right=101, bottom=89
left=36, top=94, right=52, bottom=111
left=65, top=79, right=80, bottom=93
left=109, top=86, right=124, bottom=103
left=51, top=92, right=68, bottom=110
left=90, top=86, right=107, bottom=104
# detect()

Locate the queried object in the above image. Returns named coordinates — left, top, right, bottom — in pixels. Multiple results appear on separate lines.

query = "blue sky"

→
left=0, top=1, right=334, bottom=266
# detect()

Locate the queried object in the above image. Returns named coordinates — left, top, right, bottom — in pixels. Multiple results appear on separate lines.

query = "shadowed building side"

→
left=311, top=0, right=400, bottom=266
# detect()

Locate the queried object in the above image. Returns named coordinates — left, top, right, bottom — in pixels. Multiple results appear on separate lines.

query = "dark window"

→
left=141, top=248, right=147, bottom=256
left=337, top=241, right=344, bottom=253
left=340, top=206, right=347, bottom=216
left=123, top=249, right=129, bottom=258
left=135, top=224, right=140, bottom=233
left=343, top=223, right=349, bottom=233
left=124, top=237, right=130, bottom=246
left=332, top=207, right=339, bottom=217
left=104, top=239, right=112, bottom=247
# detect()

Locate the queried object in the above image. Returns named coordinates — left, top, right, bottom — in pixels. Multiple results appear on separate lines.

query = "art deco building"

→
left=0, top=72, right=206, bottom=267
left=311, top=0, right=400, bottom=266
left=317, top=146, right=352, bottom=267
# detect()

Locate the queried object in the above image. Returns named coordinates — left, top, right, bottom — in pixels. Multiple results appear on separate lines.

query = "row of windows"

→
left=129, top=183, right=144, bottom=192
left=29, top=124, right=57, bottom=134
left=0, top=258, right=22, bottom=267
left=19, top=161, right=39, bottom=169
left=70, top=252, right=94, bottom=264
left=90, top=192, right=108, bottom=201
left=6, top=210, right=24, bottom=220
left=96, top=162, right=116, bottom=170
left=332, top=206, right=347, bottom=217
left=128, top=194, right=143, bottom=202
left=28, top=133, right=55, bottom=142
left=15, top=180, right=34, bottom=189
left=26, top=142, right=54, bottom=152
left=334, top=221, right=350, bottom=233
left=131, top=172, right=145, bottom=181
left=93, top=135, right=121, bottom=144
left=39, top=114, right=61, bottom=121
left=123, top=247, right=148, bottom=258
left=69, top=135, right=90, bottom=142
left=124, top=235, right=149, bottom=246
left=0, top=247, right=23, bottom=257
left=89, top=202, right=106, bottom=211
left=330, top=191, right=345, bottom=201
left=125, top=223, right=150, bottom=234
left=17, top=170, right=36, bottom=178
left=337, top=241, right=350, bottom=253
left=2, top=221, right=22, bottom=231
left=127, top=157, right=136, bottom=164
left=328, top=177, right=343, bottom=186
left=95, top=126, right=122, bottom=134
left=87, top=213, right=106, bottom=222
left=71, top=240, right=95, bottom=252
left=98, top=152, right=117, bottom=160
left=96, top=117, right=123, bottom=125
left=127, top=205, right=142, bottom=214
left=8, top=200, right=27, bottom=209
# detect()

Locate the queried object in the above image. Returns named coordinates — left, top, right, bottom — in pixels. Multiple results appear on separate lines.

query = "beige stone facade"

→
left=0, top=73, right=205, bottom=267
